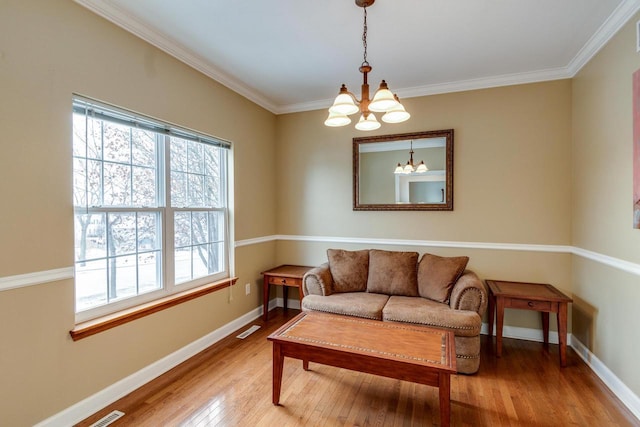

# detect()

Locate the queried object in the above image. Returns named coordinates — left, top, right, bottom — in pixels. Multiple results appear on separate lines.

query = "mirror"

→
left=353, top=129, right=454, bottom=211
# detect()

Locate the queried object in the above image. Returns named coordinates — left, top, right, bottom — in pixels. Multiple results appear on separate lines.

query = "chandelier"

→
left=324, top=0, right=410, bottom=131
left=394, top=140, right=427, bottom=174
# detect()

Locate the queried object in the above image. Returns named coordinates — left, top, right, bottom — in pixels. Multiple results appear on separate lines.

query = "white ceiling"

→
left=75, top=0, right=639, bottom=114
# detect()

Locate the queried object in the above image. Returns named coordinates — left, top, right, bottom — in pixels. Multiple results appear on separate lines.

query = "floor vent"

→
left=89, top=410, right=124, bottom=427
left=236, top=325, right=261, bottom=339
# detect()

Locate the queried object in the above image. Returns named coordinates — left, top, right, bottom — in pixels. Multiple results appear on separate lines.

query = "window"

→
left=72, top=96, right=231, bottom=321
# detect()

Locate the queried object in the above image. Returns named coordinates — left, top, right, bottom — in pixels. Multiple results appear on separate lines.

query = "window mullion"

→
left=163, top=135, right=174, bottom=291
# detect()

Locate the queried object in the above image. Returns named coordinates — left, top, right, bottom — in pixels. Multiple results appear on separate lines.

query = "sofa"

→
left=301, top=249, right=488, bottom=374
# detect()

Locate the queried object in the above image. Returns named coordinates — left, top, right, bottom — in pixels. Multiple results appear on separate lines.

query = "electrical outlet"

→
left=245, top=283, right=251, bottom=295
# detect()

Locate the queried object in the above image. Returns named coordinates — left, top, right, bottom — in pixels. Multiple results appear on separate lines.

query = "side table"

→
left=261, top=265, right=313, bottom=321
left=486, top=280, right=573, bottom=367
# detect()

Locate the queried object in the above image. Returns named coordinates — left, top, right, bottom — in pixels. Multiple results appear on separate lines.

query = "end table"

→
left=261, top=265, right=313, bottom=321
left=486, top=280, right=573, bottom=367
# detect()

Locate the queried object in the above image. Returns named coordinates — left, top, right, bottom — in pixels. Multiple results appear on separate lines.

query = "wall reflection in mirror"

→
left=353, top=130, right=453, bottom=211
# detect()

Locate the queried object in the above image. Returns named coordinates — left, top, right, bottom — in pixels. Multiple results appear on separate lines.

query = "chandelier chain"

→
left=362, top=6, right=368, bottom=67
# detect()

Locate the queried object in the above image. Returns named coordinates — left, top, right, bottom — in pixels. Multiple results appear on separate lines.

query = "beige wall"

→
left=572, top=12, right=640, bottom=396
left=0, top=1, right=276, bottom=425
left=276, top=80, right=572, bottom=244
left=274, top=80, right=573, bottom=328
left=3, top=0, right=640, bottom=424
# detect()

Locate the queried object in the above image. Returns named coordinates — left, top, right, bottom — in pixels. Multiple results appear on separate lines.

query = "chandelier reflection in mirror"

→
left=394, top=140, right=427, bottom=174
left=324, top=0, right=410, bottom=131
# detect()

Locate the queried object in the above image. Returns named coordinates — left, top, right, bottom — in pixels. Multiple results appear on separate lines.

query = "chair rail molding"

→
left=4, top=236, right=639, bottom=292
left=0, top=267, right=74, bottom=292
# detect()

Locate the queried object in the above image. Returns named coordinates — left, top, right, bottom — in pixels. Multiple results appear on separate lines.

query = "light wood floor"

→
left=77, top=308, right=639, bottom=426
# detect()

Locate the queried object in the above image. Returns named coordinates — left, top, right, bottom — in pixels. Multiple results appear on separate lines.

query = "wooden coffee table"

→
left=267, top=312, right=456, bottom=426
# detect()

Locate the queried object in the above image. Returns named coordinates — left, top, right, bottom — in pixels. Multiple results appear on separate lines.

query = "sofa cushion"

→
left=366, top=249, right=419, bottom=297
left=417, top=253, right=469, bottom=303
left=327, top=249, right=370, bottom=293
left=382, top=296, right=481, bottom=336
left=301, top=292, right=389, bottom=320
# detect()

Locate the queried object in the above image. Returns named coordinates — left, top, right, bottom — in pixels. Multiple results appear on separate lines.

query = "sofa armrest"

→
left=303, top=263, right=334, bottom=296
left=449, top=270, right=487, bottom=316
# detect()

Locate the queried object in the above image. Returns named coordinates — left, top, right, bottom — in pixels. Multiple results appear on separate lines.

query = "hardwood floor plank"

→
left=76, top=308, right=639, bottom=427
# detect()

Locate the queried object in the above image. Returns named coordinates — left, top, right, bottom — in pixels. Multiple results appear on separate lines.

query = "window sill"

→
left=69, top=277, right=238, bottom=341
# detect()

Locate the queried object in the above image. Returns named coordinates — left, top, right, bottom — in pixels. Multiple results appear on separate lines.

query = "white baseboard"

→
left=571, top=337, right=640, bottom=420
left=34, top=306, right=265, bottom=427
left=481, top=322, right=560, bottom=344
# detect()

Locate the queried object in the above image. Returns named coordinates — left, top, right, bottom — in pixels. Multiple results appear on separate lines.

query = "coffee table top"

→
left=485, top=280, right=572, bottom=303
left=268, top=312, right=456, bottom=372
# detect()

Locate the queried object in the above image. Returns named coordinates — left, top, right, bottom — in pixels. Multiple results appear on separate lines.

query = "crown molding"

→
left=566, top=0, right=640, bottom=76
left=73, top=0, right=279, bottom=113
left=74, top=0, right=640, bottom=115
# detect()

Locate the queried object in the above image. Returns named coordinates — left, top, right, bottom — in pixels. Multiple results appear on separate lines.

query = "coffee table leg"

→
left=272, top=343, right=283, bottom=405
left=439, top=372, right=451, bottom=427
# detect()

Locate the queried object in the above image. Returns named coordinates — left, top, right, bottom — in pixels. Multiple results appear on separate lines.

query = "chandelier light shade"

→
left=325, top=0, right=409, bottom=131
left=394, top=140, right=427, bottom=174
left=324, top=111, right=352, bottom=127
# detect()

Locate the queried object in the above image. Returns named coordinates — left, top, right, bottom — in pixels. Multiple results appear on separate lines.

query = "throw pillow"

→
left=417, top=253, right=469, bottom=303
left=366, top=249, right=419, bottom=297
left=327, top=249, right=370, bottom=293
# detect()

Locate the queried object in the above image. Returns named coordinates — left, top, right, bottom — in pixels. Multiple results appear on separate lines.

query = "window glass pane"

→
left=103, top=163, right=132, bottom=206
left=87, top=118, right=103, bottom=160
left=138, top=213, right=159, bottom=251
left=132, top=129, right=156, bottom=167
left=192, top=244, right=209, bottom=278
left=171, top=171, right=187, bottom=207
left=110, top=255, right=137, bottom=300
left=133, top=166, right=157, bottom=206
left=108, top=212, right=137, bottom=256
left=103, top=121, right=131, bottom=163
left=73, top=158, right=87, bottom=207
left=210, top=211, right=225, bottom=242
left=188, top=140, right=204, bottom=174
left=188, top=174, right=204, bottom=207
left=138, top=251, right=161, bottom=293
left=192, top=212, right=209, bottom=244
left=75, top=213, right=106, bottom=261
left=170, top=138, right=187, bottom=172
left=75, top=259, right=107, bottom=312
left=174, top=212, right=191, bottom=248
left=72, top=114, right=87, bottom=158
left=174, top=247, right=191, bottom=284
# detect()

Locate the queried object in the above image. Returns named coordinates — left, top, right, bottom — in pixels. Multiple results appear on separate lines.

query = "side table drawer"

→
left=507, top=299, right=551, bottom=311
left=268, top=276, right=302, bottom=287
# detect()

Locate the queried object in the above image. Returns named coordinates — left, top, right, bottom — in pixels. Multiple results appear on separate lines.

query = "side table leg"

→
left=488, top=292, right=495, bottom=338
left=439, top=373, right=451, bottom=427
left=272, top=343, right=284, bottom=405
left=283, top=286, right=288, bottom=310
left=496, top=297, right=504, bottom=357
left=303, top=360, right=309, bottom=371
left=263, top=276, right=270, bottom=321
left=541, top=312, right=550, bottom=348
left=558, top=303, right=568, bottom=367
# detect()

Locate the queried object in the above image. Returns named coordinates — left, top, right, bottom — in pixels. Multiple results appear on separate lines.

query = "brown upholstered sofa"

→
left=301, top=249, right=488, bottom=374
